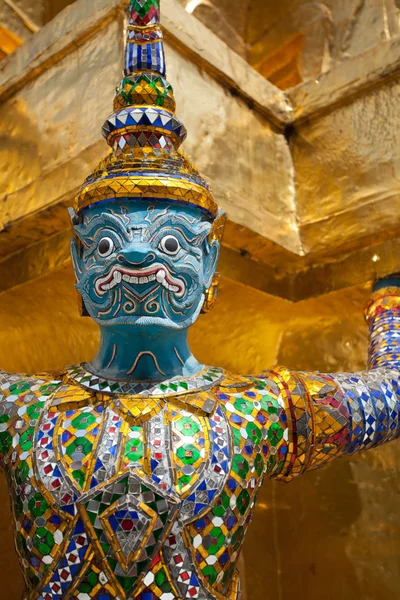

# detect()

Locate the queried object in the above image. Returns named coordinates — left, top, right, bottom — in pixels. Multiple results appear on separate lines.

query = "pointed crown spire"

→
left=75, top=0, right=218, bottom=218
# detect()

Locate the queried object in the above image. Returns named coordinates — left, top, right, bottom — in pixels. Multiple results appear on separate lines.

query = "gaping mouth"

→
left=95, top=263, right=186, bottom=298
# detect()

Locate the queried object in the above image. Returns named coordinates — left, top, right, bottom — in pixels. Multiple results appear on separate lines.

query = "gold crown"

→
left=75, top=0, right=218, bottom=219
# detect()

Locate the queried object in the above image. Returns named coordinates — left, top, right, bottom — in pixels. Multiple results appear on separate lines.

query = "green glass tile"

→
left=66, top=437, right=93, bottom=458
left=267, top=455, right=276, bottom=471
left=125, top=438, right=143, bottom=462
left=178, top=474, right=191, bottom=487
left=20, top=427, right=35, bottom=451
left=252, top=379, right=267, bottom=390
left=116, top=574, right=137, bottom=594
left=207, top=527, right=225, bottom=554
left=202, top=564, right=217, bottom=584
left=233, top=397, right=253, bottom=416
left=72, top=469, right=86, bottom=488
left=9, top=381, right=30, bottom=395
left=160, top=580, right=172, bottom=593
left=71, top=413, right=96, bottom=430
left=212, top=491, right=230, bottom=517
left=15, top=460, right=29, bottom=485
left=16, top=532, right=27, bottom=555
left=26, top=568, right=40, bottom=586
left=246, top=422, right=262, bottom=445
left=254, top=453, right=264, bottom=477
left=39, top=384, right=58, bottom=397
left=159, top=510, right=170, bottom=525
left=27, top=401, right=45, bottom=420
left=13, top=494, right=23, bottom=520
left=155, top=569, right=166, bottom=586
left=87, top=569, right=99, bottom=587
left=232, top=427, right=242, bottom=447
left=130, top=0, right=159, bottom=18
left=77, top=564, right=100, bottom=595
left=236, top=489, right=250, bottom=516
left=101, top=541, right=111, bottom=556
left=275, top=457, right=286, bottom=475
left=33, top=527, right=54, bottom=555
left=222, top=563, right=236, bottom=585
left=268, top=423, right=283, bottom=446
left=260, top=396, right=280, bottom=414
left=232, top=526, right=244, bottom=551
left=177, top=444, right=200, bottom=465
left=175, top=417, right=200, bottom=436
left=0, top=430, right=12, bottom=455
left=232, top=454, right=249, bottom=479
left=28, top=492, right=50, bottom=518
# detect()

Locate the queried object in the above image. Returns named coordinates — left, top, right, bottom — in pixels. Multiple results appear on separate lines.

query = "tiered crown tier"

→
left=75, top=0, right=217, bottom=218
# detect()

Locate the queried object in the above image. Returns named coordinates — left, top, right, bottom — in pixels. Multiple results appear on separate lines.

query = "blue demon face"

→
left=70, top=200, right=220, bottom=329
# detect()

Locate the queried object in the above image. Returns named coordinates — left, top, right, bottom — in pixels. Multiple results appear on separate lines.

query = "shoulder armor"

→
left=0, top=371, right=64, bottom=470
left=218, top=371, right=254, bottom=393
left=0, top=371, right=64, bottom=419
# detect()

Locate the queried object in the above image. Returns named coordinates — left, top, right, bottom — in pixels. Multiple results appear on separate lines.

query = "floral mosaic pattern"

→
left=0, top=318, right=400, bottom=600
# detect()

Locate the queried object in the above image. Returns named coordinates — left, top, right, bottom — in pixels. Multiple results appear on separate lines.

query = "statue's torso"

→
left=0, top=366, right=288, bottom=600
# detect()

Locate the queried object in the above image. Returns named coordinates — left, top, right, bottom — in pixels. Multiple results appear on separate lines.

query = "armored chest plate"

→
left=0, top=367, right=289, bottom=600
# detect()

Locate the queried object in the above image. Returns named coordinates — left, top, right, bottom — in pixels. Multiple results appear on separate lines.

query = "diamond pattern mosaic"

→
left=2, top=0, right=400, bottom=594
left=1, top=320, right=399, bottom=599
left=74, top=0, right=217, bottom=219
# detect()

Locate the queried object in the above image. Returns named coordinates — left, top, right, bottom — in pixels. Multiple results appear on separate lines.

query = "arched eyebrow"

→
left=74, top=213, right=132, bottom=245
left=146, top=213, right=211, bottom=245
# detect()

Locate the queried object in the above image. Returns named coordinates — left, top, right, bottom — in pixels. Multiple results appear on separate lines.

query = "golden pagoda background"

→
left=1, top=0, right=400, bottom=598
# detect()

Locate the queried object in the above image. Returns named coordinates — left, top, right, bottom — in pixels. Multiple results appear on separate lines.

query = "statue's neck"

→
left=87, top=325, right=202, bottom=382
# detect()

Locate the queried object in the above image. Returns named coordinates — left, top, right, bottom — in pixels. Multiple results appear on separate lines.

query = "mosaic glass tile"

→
left=1, top=332, right=400, bottom=599
left=1, top=0, right=400, bottom=592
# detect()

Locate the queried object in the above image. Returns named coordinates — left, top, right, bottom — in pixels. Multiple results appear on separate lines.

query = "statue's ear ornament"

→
left=68, top=206, right=80, bottom=226
left=77, top=292, right=90, bottom=317
left=208, top=210, right=227, bottom=244
left=201, top=211, right=226, bottom=314
left=201, top=273, right=221, bottom=314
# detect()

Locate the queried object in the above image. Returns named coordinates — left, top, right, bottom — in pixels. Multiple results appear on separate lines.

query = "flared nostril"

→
left=117, top=251, right=156, bottom=266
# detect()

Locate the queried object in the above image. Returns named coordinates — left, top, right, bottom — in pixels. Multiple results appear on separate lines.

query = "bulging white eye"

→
left=98, top=237, right=114, bottom=257
left=159, top=235, right=180, bottom=256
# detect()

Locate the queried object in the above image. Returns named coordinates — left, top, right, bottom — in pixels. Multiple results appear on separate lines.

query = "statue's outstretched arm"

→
left=259, top=282, right=400, bottom=482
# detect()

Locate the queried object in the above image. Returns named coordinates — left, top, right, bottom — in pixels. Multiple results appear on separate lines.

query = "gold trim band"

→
left=76, top=175, right=218, bottom=216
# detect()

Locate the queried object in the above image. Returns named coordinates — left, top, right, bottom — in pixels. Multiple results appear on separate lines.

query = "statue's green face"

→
left=71, top=199, right=220, bottom=329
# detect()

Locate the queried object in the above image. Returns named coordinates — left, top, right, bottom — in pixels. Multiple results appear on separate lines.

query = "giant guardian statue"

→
left=1, top=2, right=400, bottom=599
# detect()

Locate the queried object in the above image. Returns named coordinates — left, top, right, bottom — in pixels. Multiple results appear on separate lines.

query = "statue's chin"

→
left=89, top=295, right=205, bottom=330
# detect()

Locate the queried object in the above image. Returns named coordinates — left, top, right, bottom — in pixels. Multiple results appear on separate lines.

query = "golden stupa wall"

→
left=1, top=0, right=400, bottom=599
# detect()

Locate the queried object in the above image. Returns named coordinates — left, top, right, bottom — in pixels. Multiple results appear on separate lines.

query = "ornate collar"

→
left=64, top=364, right=225, bottom=398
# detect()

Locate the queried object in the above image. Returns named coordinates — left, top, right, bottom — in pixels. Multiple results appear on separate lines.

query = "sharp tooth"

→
left=122, top=274, right=130, bottom=282
left=156, top=271, right=165, bottom=283
left=139, top=277, right=148, bottom=284
left=114, top=271, right=122, bottom=283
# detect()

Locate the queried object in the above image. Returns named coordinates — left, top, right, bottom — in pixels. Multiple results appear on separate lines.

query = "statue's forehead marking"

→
left=77, top=204, right=211, bottom=247
left=144, top=205, right=170, bottom=224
